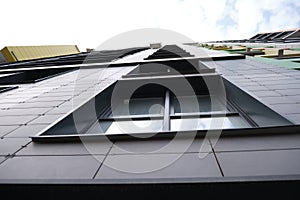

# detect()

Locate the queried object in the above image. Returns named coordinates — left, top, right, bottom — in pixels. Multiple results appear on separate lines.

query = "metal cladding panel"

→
left=0, top=45, right=299, bottom=192
left=0, top=45, right=80, bottom=62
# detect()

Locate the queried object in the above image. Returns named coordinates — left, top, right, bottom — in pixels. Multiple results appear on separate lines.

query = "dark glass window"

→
left=110, top=97, right=164, bottom=117
left=86, top=120, right=163, bottom=135
left=173, top=95, right=229, bottom=113
left=81, top=83, right=251, bottom=135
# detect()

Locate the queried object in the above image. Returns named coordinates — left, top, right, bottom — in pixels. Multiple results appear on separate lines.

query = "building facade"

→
left=0, top=38, right=300, bottom=197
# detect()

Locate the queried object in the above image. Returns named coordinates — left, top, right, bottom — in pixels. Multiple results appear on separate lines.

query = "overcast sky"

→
left=0, top=0, right=300, bottom=51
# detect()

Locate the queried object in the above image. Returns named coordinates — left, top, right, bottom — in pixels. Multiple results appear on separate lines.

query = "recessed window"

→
left=37, top=80, right=255, bottom=138
left=79, top=83, right=249, bottom=135
left=33, top=52, right=294, bottom=141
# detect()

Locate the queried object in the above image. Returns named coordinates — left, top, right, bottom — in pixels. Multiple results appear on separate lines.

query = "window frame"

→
left=80, top=84, right=253, bottom=135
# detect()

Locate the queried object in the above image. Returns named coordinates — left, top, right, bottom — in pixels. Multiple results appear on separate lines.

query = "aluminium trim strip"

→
left=31, top=124, right=300, bottom=142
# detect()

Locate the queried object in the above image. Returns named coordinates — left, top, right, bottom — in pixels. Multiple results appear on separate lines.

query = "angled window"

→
left=34, top=73, right=293, bottom=141
left=35, top=73, right=292, bottom=141
left=33, top=47, right=294, bottom=142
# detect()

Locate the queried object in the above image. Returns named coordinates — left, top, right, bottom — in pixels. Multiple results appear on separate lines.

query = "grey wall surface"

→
left=0, top=47, right=300, bottom=182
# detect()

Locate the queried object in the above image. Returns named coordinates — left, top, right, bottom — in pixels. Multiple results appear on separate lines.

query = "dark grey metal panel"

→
left=257, top=79, right=300, bottom=85
left=213, top=133, right=300, bottom=152
left=286, top=114, right=300, bottom=123
left=35, top=94, right=74, bottom=99
left=285, top=96, right=300, bottom=102
left=8, top=101, right=65, bottom=109
left=0, top=108, right=52, bottom=116
left=0, top=126, right=19, bottom=137
left=262, top=96, right=298, bottom=104
left=251, top=90, right=281, bottom=97
left=217, top=149, right=300, bottom=177
left=223, top=79, right=293, bottom=126
left=110, top=137, right=212, bottom=154
left=0, top=155, right=103, bottom=179
left=45, top=107, right=73, bottom=115
left=28, top=114, right=64, bottom=125
left=241, top=85, right=269, bottom=92
left=95, top=153, right=221, bottom=179
left=0, top=68, right=76, bottom=85
left=0, top=138, right=30, bottom=156
left=200, top=57, right=300, bottom=126
left=25, top=96, right=71, bottom=102
left=17, top=140, right=112, bottom=156
left=5, top=124, right=50, bottom=138
left=270, top=104, right=300, bottom=114
left=0, top=98, right=25, bottom=104
left=0, top=115, right=38, bottom=126
left=0, top=93, right=37, bottom=99
left=233, top=82, right=261, bottom=87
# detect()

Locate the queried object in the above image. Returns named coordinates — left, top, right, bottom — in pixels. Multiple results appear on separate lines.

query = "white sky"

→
left=0, top=0, right=299, bottom=51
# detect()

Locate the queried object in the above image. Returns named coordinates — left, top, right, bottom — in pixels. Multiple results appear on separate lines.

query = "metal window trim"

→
left=226, top=99, right=258, bottom=127
left=122, top=70, right=216, bottom=78
left=120, top=73, right=219, bottom=81
left=170, top=112, right=239, bottom=118
left=99, top=115, right=164, bottom=121
left=222, top=77, right=294, bottom=126
left=31, top=124, right=300, bottom=143
left=163, top=90, right=170, bottom=131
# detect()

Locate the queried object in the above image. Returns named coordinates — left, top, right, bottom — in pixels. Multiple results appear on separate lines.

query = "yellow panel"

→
left=11, top=47, right=22, bottom=61
left=16, top=47, right=25, bottom=61
left=0, top=45, right=80, bottom=62
left=21, top=47, right=29, bottom=60
left=0, top=47, right=16, bottom=62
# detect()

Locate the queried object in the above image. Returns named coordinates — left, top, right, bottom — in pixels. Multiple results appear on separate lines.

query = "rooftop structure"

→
left=208, top=28, right=300, bottom=44
left=0, top=45, right=80, bottom=62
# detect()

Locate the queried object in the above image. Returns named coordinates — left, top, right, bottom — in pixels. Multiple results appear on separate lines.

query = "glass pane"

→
left=171, top=116, right=250, bottom=131
left=86, top=120, right=163, bottom=135
left=110, top=97, right=164, bottom=117
left=174, top=95, right=228, bottom=113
